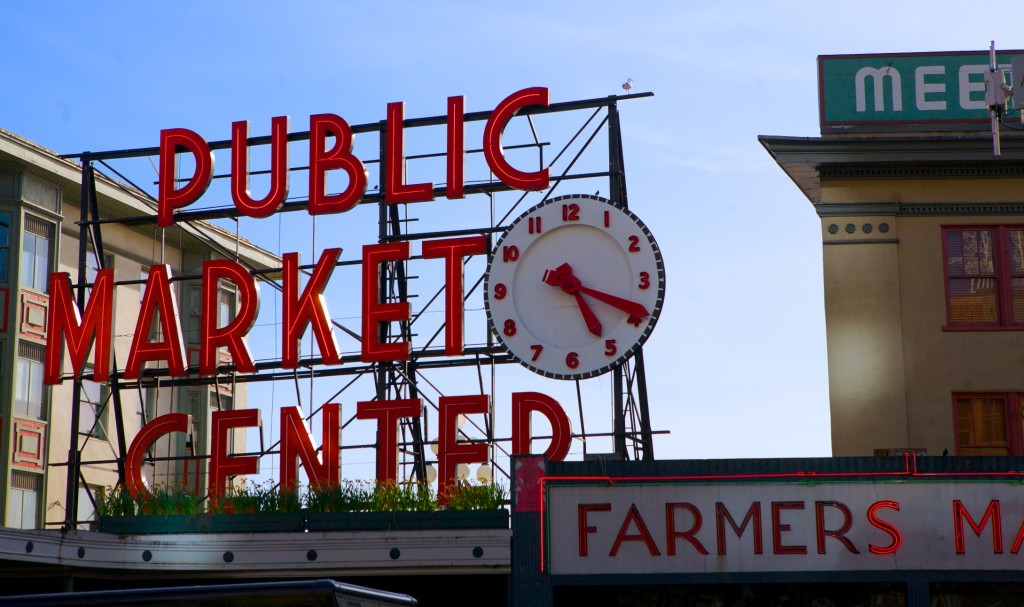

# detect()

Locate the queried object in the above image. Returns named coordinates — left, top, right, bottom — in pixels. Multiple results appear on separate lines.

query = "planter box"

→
left=305, top=508, right=509, bottom=532
left=100, top=509, right=508, bottom=534
left=99, top=514, right=197, bottom=535
left=99, top=512, right=304, bottom=535
left=205, top=512, right=304, bottom=533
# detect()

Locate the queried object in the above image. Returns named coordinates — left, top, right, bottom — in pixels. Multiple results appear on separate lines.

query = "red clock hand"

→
left=544, top=262, right=650, bottom=319
left=571, top=292, right=603, bottom=336
left=573, top=284, right=649, bottom=318
left=543, top=263, right=602, bottom=336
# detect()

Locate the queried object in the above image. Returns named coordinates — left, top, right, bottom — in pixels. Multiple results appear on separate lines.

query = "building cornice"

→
left=759, top=134, right=1024, bottom=205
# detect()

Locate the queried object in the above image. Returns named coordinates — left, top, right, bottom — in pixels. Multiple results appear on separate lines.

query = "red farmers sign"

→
left=546, top=480, right=1024, bottom=574
left=44, top=87, right=575, bottom=503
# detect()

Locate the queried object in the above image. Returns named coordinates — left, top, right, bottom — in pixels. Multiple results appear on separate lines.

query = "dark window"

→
left=0, top=213, right=10, bottom=282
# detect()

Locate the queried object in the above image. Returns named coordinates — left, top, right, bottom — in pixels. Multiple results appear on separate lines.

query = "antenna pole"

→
left=986, top=41, right=1011, bottom=158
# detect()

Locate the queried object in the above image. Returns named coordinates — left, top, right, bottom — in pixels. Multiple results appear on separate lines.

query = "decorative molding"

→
left=823, top=239, right=900, bottom=246
left=899, top=203, right=1024, bottom=216
left=820, top=165, right=1024, bottom=180
left=814, top=203, right=899, bottom=217
left=18, top=292, right=47, bottom=341
left=12, top=419, right=45, bottom=471
left=815, top=202, right=1024, bottom=218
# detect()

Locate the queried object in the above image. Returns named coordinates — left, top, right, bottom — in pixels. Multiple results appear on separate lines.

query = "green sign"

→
left=818, top=51, right=1022, bottom=130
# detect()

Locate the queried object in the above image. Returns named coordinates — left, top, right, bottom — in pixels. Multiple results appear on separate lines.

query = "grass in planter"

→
left=97, top=484, right=203, bottom=517
left=442, top=481, right=508, bottom=510
left=208, top=481, right=302, bottom=514
left=304, top=480, right=437, bottom=513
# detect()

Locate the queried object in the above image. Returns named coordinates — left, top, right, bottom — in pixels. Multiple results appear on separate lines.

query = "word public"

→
left=157, top=87, right=551, bottom=226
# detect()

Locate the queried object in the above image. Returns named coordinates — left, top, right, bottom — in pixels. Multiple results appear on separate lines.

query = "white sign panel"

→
left=546, top=481, right=1024, bottom=575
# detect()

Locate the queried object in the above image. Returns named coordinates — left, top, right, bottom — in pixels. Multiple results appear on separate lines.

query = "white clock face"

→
left=485, top=195, right=665, bottom=379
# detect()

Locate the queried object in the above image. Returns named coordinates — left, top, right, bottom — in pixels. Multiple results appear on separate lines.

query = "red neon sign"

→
left=156, top=87, right=549, bottom=226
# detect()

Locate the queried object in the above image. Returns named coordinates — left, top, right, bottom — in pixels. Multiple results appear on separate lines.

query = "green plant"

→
left=208, top=481, right=299, bottom=514
left=442, top=481, right=507, bottom=511
left=304, top=481, right=370, bottom=513
left=96, top=486, right=138, bottom=517
left=369, top=480, right=436, bottom=512
left=304, top=480, right=437, bottom=513
left=97, top=483, right=203, bottom=517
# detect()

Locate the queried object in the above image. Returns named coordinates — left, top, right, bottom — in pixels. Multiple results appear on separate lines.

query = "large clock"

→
left=485, top=194, right=665, bottom=380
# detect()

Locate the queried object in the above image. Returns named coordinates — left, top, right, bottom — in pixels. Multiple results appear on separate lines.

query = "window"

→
left=954, top=393, right=1024, bottom=455
left=211, top=391, right=236, bottom=454
left=7, top=471, right=40, bottom=529
left=219, top=284, right=236, bottom=329
left=77, top=485, right=100, bottom=531
left=79, top=376, right=107, bottom=439
left=15, top=342, right=45, bottom=419
left=20, top=216, right=52, bottom=292
left=943, top=226, right=1024, bottom=328
left=0, top=213, right=10, bottom=282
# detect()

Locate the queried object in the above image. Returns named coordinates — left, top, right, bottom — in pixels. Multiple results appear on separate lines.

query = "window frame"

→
left=953, top=392, right=1024, bottom=455
left=7, top=471, right=41, bottom=529
left=15, top=341, right=46, bottom=420
left=19, top=215, right=52, bottom=293
left=942, top=225, right=1024, bottom=330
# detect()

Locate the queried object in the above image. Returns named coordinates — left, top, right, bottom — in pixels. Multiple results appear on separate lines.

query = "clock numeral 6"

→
left=566, top=352, right=579, bottom=369
left=493, top=283, right=507, bottom=300
left=628, top=235, right=641, bottom=252
left=638, top=271, right=650, bottom=290
left=503, top=319, right=517, bottom=337
left=562, top=203, right=580, bottom=221
left=502, top=245, right=520, bottom=263
left=530, top=344, right=543, bottom=361
left=604, top=339, right=617, bottom=357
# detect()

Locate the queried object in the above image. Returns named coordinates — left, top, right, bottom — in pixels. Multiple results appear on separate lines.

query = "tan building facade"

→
left=0, top=129, right=278, bottom=529
left=762, top=134, right=1024, bottom=457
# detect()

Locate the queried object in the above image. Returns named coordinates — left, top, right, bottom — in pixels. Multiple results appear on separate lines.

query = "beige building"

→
left=761, top=133, right=1024, bottom=457
left=0, top=128, right=278, bottom=529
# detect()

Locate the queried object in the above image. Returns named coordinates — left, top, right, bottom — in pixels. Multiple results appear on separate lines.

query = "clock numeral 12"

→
left=562, top=203, right=580, bottom=221
left=502, top=245, right=519, bottom=262
left=530, top=344, right=543, bottom=361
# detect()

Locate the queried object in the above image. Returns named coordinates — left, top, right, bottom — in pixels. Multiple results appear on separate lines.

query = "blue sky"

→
left=2, top=2, right=1017, bottom=479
